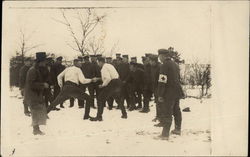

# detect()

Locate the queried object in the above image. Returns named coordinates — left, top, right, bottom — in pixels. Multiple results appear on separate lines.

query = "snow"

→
left=2, top=87, right=211, bottom=156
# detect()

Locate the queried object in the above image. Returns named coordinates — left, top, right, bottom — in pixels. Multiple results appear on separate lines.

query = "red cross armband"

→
left=158, top=74, right=167, bottom=83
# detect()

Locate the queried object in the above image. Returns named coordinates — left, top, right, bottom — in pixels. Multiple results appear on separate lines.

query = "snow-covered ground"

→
left=2, top=87, right=211, bottom=156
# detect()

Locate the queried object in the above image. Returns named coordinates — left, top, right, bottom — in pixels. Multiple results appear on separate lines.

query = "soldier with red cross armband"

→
left=156, top=49, right=184, bottom=140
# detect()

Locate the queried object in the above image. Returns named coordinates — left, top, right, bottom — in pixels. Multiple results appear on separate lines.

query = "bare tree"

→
left=189, top=58, right=207, bottom=97
left=53, top=9, right=106, bottom=55
left=88, top=36, right=105, bottom=55
left=16, top=28, right=42, bottom=64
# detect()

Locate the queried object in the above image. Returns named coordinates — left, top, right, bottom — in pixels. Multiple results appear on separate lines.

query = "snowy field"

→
left=2, top=87, right=211, bottom=156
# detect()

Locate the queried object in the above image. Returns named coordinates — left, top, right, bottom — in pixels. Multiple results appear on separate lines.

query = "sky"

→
left=2, top=1, right=248, bottom=63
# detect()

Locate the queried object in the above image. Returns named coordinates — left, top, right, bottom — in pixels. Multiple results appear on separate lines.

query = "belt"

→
left=64, top=81, right=78, bottom=87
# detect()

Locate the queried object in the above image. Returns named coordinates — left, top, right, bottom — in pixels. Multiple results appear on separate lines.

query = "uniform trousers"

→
left=96, top=79, right=127, bottom=118
left=49, top=81, right=92, bottom=118
left=159, top=98, right=182, bottom=130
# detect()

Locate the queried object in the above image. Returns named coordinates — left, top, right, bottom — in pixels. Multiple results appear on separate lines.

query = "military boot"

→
left=33, top=125, right=45, bottom=135
left=171, top=125, right=181, bottom=135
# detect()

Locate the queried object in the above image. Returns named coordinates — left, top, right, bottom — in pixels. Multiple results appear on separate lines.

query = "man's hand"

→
left=98, top=84, right=105, bottom=88
left=20, top=88, right=24, bottom=96
left=92, top=78, right=99, bottom=82
left=44, top=83, right=49, bottom=89
left=158, top=97, right=164, bottom=103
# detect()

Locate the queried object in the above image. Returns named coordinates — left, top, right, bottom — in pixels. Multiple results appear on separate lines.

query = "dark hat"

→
left=83, top=55, right=90, bottom=60
left=96, top=54, right=102, bottom=58
left=122, top=55, right=129, bottom=59
left=24, top=57, right=32, bottom=61
left=145, top=53, right=152, bottom=57
left=90, top=55, right=96, bottom=58
left=131, top=57, right=137, bottom=60
left=35, top=52, right=47, bottom=62
left=116, top=53, right=121, bottom=57
left=149, top=54, right=158, bottom=61
left=141, top=56, right=146, bottom=62
left=46, top=57, right=53, bottom=61
left=158, top=49, right=170, bottom=55
left=73, top=58, right=81, bottom=62
left=78, top=56, right=83, bottom=61
left=97, top=57, right=105, bottom=62
left=106, top=57, right=112, bottom=60
left=56, top=56, right=63, bottom=61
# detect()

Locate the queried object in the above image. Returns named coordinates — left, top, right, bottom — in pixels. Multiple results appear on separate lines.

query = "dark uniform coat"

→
left=19, top=65, right=31, bottom=90
left=24, top=65, right=47, bottom=126
left=157, top=59, right=184, bottom=100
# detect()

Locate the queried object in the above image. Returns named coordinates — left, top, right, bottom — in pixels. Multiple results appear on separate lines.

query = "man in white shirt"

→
left=47, top=59, right=97, bottom=120
left=89, top=57, right=127, bottom=121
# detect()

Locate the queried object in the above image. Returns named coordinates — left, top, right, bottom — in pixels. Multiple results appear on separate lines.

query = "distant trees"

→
left=15, top=28, right=42, bottom=64
left=181, top=58, right=211, bottom=98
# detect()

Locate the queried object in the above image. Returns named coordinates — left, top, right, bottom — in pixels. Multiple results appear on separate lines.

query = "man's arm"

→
left=157, top=64, right=168, bottom=101
left=57, top=68, right=66, bottom=88
left=27, top=68, right=47, bottom=90
left=77, top=68, right=92, bottom=84
left=101, top=66, right=111, bottom=87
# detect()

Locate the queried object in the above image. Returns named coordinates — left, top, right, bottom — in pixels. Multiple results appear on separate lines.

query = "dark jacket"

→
left=24, top=65, right=47, bottom=105
left=157, top=59, right=184, bottom=100
left=143, top=64, right=152, bottom=90
left=118, top=62, right=130, bottom=82
left=81, top=61, right=95, bottom=79
left=150, top=62, right=160, bottom=91
left=19, top=65, right=31, bottom=89
left=130, top=68, right=145, bottom=90
left=51, top=63, right=66, bottom=86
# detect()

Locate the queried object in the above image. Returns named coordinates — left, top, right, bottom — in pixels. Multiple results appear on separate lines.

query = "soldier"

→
left=24, top=52, right=49, bottom=135
left=81, top=55, right=97, bottom=108
left=130, top=57, right=137, bottom=63
left=128, top=62, right=144, bottom=110
left=47, top=59, right=97, bottom=119
left=19, top=57, right=32, bottom=116
left=156, top=49, right=184, bottom=140
left=89, top=57, right=127, bottom=121
left=51, top=56, right=66, bottom=108
left=149, top=54, right=161, bottom=124
left=106, top=57, right=113, bottom=64
left=140, top=54, right=152, bottom=113
left=77, top=56, right=86, bottom=108
left=119, top=54, right=133, bottom=109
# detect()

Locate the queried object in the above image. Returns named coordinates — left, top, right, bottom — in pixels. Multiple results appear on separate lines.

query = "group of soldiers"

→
left=19, top=48, right=184, bottom=140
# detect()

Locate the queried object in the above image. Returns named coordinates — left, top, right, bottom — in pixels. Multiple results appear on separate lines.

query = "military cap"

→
left=131, top=57, right=137, bottom=60
left=116, top=53, right=121, bottom=57
left=78, top=56, right=83, bottom=61
left=145, top=53, right=152, bottom=57
left=83, top=55, right=90, bottom=60
left=97, top=57, right=105, bottom=62
left=24, top=57, right=32, bottom=61
left=149, top=54, right=158, bottom=61
left=35, top=52, right=47, bottom=62
left=122, top=55, right=129, bottom=58
left=56, top=56, right=63, bottom=61
left=96, top=54, right=102, bottom=57
left=73, top=58, right=81, bottom=62
left=90, top=55, right=96, bottom=58
left=141, top=56, right=146, bottom=62
left=106, top=57, right=112, bottom=60
left=158, top=49, right=170, bottom=55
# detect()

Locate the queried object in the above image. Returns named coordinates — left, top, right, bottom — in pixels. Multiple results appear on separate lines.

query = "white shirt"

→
left=57, top=66, right=91, bottom=87
left=101, top=63, right=119, bottom=87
